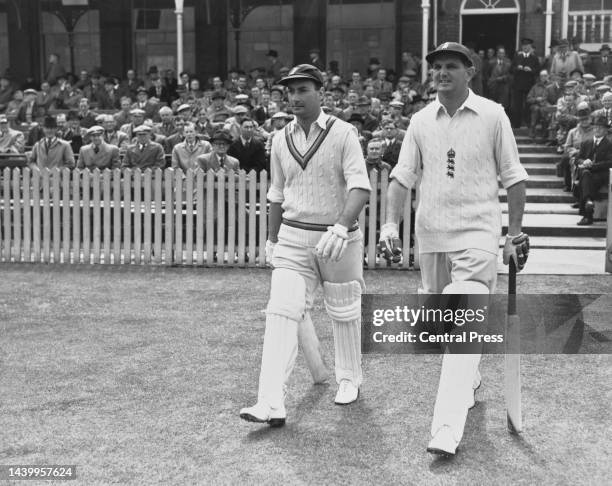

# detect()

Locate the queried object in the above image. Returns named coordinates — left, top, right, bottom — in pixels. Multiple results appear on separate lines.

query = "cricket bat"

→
left=504, top=259, right=522, bottom=434
left=299, top=314, right=330, bottom=384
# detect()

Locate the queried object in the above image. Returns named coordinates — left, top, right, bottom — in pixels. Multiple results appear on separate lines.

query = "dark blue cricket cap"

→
left=426, top=42, right=473, bottom=67
left=279, top=64, right=324, bottom=87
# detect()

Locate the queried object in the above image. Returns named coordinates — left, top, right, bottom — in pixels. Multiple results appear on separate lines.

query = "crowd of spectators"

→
left=0, top=39, right=610, bottom=225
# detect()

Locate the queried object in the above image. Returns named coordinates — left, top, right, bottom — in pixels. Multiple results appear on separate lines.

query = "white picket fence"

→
left=0, top=167, right=414, bottom=268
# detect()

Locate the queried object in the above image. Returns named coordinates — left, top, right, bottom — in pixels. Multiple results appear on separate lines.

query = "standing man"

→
left=511, top=38, right=540, bottom=128
left=171, top=122, right=212, bottom=171
left=589, top=44, right=612, bottom=79
left=240, top=64, right=371, bottom=426
left=29, top=116, right=75, bottom=169
left=0, top=114, right=25, bottom=153
left=550, top=39, right=584, bottom=80
left=487, top=46, right=512, bottom=113
left=379, top=42, right=529, bottom=456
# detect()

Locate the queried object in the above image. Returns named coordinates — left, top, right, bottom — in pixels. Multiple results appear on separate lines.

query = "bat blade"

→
left=298, top=315, right=329, bottom=384
left=505, top=260, right=522, bottom=434
left=505, top=315, right=522, bottom=434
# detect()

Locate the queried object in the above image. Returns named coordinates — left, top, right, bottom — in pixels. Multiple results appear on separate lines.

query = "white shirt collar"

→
left=288, top=110, right=329, bottom=133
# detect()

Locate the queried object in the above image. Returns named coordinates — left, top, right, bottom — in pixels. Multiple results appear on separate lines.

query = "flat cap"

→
left=136, top=86, right=148, bottom=94
left=232, top=105, right=249, bottom=114
left=210, top=130, right=232, bottom=144
left=279, top=64, right=324, bottom=87
left=177, top=103, right=191, bottom=113
left=389, top=100, right=404, bottom=108
left=271, top=111, right=293, bottom=120
left=592, top=114, right=609, bottom=127
left=0, top=114, right=8, bottom=123
left=23, top=88, right=38, bottom=96
left=133, top=124, right=152, bottom=133
left=426, top=42, right=473, bottom=66
left=211, top=91, right=225, bottom=100
left=87, top=125, right=104, bottom=135
left=130, top=108, right=145, bottom=116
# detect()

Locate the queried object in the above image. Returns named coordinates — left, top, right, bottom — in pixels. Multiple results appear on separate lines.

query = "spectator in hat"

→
left=97, top=77, right=121, bottom=110
left=171, top=122, right=212, bottom=171
left=0, top=114, right=25, bottom=153
left=206, top=90, right=231, bottom=121
left=573, top=114, right=612, bottom=225
left=122, top=124, right=165, bottom=169
left=0, top=74, right=15, bottom=112
left=560, top=101, right=594, bottom=191
left=29, top=115, right=75, bottom=169
left=77, top=125, right=120, bottom=170
left=176, top=103, right=194, bottom=123
left=589, top=44, right=612, bottom=79
left=308, top=48, right=324, bottom=71
left=511, top=38, right=540, bottom=128
left=264, top=111, right=292, bottom=157
left=228, top=117, right=267, bottom=173
left=266, top=49, right=283, bottom=81
left=487, top=46, right=512, bottom=112
left=16, top=88, right=43, bottom=124
left=367, top=57, right=381, bottom=78
left=388, top=100, right=409, bottom=130
left=44, top=53, right=66, bottom=86
left=550, top=38, right=584, bottom=79
left=64, top=110, right=86, bottom=154
left=197, top=130, right=240, bottom=171
left=223, top=104, right=250, bottom=141
left=527, top=70, right=557, bottom=139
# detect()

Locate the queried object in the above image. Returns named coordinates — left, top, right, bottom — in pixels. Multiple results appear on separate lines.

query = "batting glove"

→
left=503, top=232, right=530, bottom=271
left=378, top=222, right=403, bottom=263
left=314, top=223, right=350, bottom=262
left=265, top=239, right=276, bottom=266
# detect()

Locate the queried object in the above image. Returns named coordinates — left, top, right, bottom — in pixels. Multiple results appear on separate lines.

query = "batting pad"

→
left=324, top=281, right=363, bottom=386
left=442, top=280, right=490, bottom=295
left=266, top=268, right=306, bottom=322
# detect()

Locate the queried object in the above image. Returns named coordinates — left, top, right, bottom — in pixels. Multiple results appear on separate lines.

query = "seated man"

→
left=171, top=122, right=212, bottom=171
left=122, top=124, right=165, bottom=170
left=559, top=102, right=594, bottom=191
left=526, top=70, right=556, bottom=139
left=197, top=129, right=239, bottom=171
left=155, top=106, right=177, bottom=138
left=575, top=114, right=612, bottom=225
left=77, top=125, right=120, bottom=170
left=0, top=114, right=25, bottom=153
left=102, top=114, right=129, bottom=150
left=29, top=115, right=75, bottom=169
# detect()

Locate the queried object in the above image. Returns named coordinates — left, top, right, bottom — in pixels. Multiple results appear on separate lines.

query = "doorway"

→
left=462, top=14, right=518, bottom=58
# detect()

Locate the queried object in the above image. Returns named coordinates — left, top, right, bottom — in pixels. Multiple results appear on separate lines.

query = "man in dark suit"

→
left=122, top=124, right=165, bottom=169
left=147, top=77, right=172, bottom=105
left=197, top=130, right=239, bottom=171
left=574, top=114, right=612, bottom=225
left=77, top=125, right=120, bottom=170
left=510, top=38, right=540, bottom=128
left=380, top=119, right=403, bottom=168
left=228, top=117, right=267, bottom=173
left=589, top=44, right=612, bottom=79
left=487, top=46, right=513, bottom=111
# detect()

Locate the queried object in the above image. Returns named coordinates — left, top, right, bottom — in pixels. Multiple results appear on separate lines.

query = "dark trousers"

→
left=579, top=169, right=609, bottom=204
left=558, top=153, right=572, bottom=188
left=511, top=89, right=529, bottom=128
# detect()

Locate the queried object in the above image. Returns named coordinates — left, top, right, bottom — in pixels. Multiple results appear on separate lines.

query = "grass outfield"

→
left=0, top=265, right=610, bottom=485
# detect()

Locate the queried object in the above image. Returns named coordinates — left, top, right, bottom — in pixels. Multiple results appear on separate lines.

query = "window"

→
left=227, top=0, right=294, bottom=73
left=327, top=0, right=395, bottom=75
left=132, top=0, right=195, bottom=77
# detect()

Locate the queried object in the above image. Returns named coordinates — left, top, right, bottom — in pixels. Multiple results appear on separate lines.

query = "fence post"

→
left=153, top=168, right=163, bottom=264
left=216, top=169, right=226, bottom=265
left=113, top=168, right=122, bottom=265
left=227, top=169, right=236, bottom=267
left=42, top=168, right=51, bottom=263
left=606, top=168, right=612, bottom=273
left=258, top=170, right=268, bottom=267
left=205, top=169, right=215, bottom=266
left=174, top=169, right=183, bottom=265
left=23, top=168, right=31, bottom=263
left=237, top=170, right=246, bottom=266
left=82, top=170, right=91, bottom=264
left=2, top=167, right=11, bottom=262
left=196, top=169, right=204, bottom=264
left=123, top=169, right=133, bottom=265
left=12, top=169, right=22, bottom=262
left=164, top=168, right=174, bottom=266
left=185, top=169, right=194, bottom=265
left=61, top=168, right=71, bottom=263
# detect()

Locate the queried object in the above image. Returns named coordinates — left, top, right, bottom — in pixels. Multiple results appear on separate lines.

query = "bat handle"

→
left=508, top=259, right=517, bottom=314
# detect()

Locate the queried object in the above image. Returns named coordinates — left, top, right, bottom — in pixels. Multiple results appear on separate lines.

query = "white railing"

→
left=0, top=167, right=414, bottom=269
left=568, top=10, right=612, bottom=48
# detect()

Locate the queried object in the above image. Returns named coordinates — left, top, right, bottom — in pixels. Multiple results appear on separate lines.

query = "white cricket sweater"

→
left=267, top=112, right=371, bottom=225
left=391, top=90, right=528, bottom=254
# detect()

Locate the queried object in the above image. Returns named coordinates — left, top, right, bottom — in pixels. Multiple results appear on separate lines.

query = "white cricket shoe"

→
left=239, top=402, right=286, bottom=427
left=334, top=379, right=359, bottom=405
left=427, top=425, right=459, bottom=457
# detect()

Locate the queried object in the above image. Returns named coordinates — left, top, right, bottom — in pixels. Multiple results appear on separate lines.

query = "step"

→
left=498, top=235, right=606, bottom=250
left=519, top=153, right=560, bottom=163
left=501, top=213, right=607, bottom=237
left=517, top=144, right=557, bottom=154
left=498, top=175, right=563, bottom=189
left=499, top=187, right=574, bottom=203
left=521, top=163, right=557, bottom=175
left=501, top=202, right=579, bottom=215
left=513, top=127, right=530, bottom=136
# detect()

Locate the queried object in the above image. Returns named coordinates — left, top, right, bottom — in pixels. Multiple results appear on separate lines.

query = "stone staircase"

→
left=500, top=128, right=608, bottom=251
